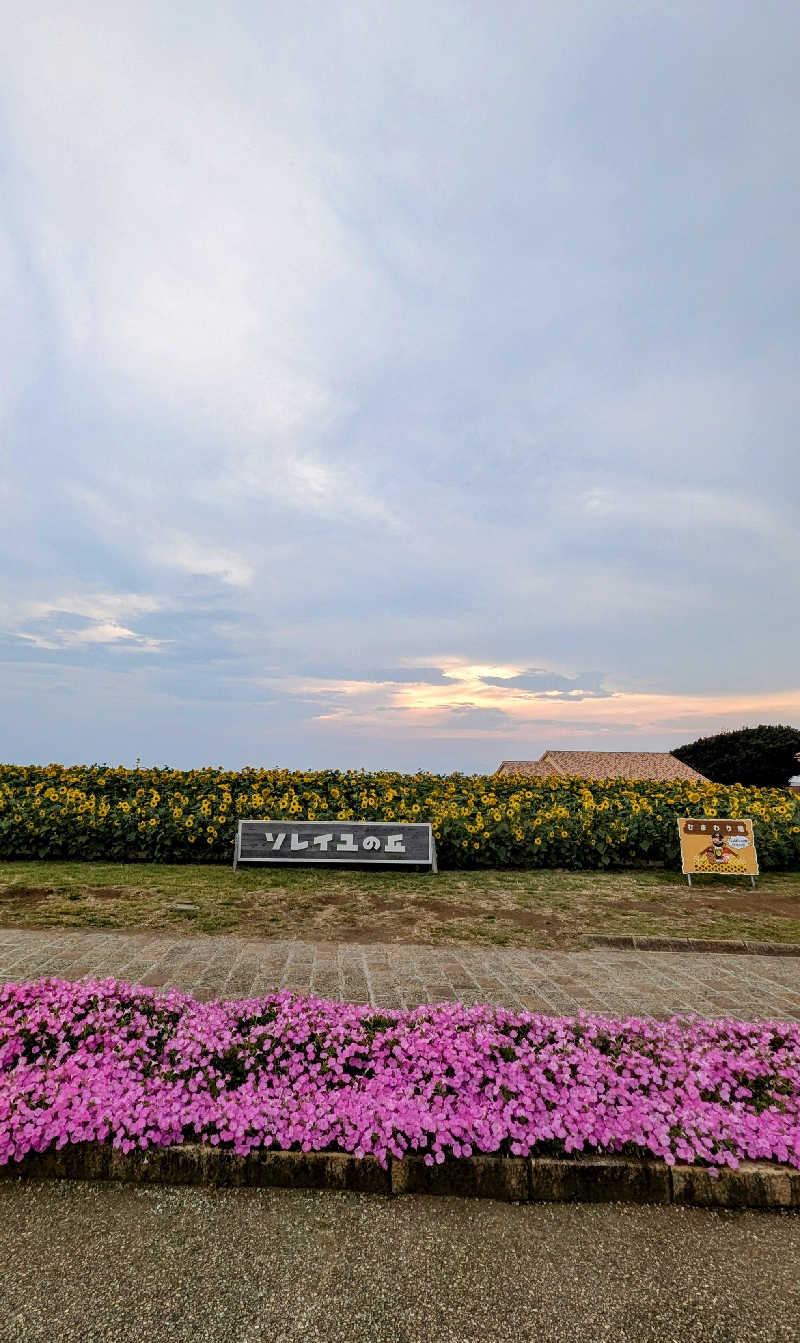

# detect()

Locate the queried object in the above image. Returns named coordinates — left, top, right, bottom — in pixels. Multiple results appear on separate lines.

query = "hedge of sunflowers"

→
left=1, top=764, right=799, bottom=870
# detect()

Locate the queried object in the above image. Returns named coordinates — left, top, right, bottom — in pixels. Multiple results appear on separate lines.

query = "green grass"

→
left=1, top=861, right=800, bottom=948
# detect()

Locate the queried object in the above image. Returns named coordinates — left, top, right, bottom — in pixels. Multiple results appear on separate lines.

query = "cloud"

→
left=480, top=667, right=612, bottom=697
left=253, top=660, right=800, bottom=744
left=146, top=536, right=254, bottom=589
left=0, top=592, right=168, bottom=655
left=24, top=594, right=164, bottom=623
left=1, top=2, right=798, bottom=769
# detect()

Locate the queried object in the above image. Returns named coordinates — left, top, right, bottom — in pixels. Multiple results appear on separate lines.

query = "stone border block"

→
left=2, top=1144, right=391, bottom=1195
left=246, top=1150, right=390, bottom=1194
left=529, top=1156, right=671, bottom=1204
left=108, top=1144, right=210, bottom=1186
left=0, top=1142, right=111, bottom=1184
left=110, top=1145, right=390, bottom=1194
left=671, top=1161, right=800, bottom=1209
left=2, top=1145, right=798, bottom=1209
left=391, top=1155, right=528, bottom=1201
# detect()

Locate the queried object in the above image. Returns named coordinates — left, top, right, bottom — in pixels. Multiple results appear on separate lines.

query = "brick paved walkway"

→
left=1, top=928, right=799, bottom=1019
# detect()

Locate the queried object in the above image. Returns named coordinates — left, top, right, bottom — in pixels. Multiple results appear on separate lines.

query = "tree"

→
left=672, top=724, right=800, bottom=788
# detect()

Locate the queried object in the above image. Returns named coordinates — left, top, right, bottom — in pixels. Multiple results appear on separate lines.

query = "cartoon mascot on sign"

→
left=699, top=824, right=736, bottom=866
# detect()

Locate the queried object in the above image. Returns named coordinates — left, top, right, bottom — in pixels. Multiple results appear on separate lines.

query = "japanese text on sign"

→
left=683, top=822, right=747, bottom=835
left=262, top=830, right=406, bottom=854
left=233, top=819, right=437, bottom=871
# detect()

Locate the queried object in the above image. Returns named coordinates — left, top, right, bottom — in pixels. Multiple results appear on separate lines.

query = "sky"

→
left=1, top=0, right=799, bottom=773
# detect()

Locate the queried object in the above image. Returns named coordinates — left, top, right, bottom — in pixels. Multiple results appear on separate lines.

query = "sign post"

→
left=234, top=819, right=438, bottom=873
left=677, top=817, right=758, bottom=887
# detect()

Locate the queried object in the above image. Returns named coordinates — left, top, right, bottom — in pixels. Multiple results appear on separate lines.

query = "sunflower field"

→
left=1, top=764, right=799, bottom=870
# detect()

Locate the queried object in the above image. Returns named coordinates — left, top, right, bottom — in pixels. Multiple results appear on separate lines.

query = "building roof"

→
left=496, top=751, right=709, bottom=782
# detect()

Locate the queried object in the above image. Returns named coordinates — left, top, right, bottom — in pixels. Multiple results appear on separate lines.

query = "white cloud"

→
left=24, top=593, right=164, bottom=623
left=6, top=623, right=163, bottom=653
left=1, top=592, right=167, bottom=652
left=1, top=2, right=799, bottom=768
left=146, top=535, right=254, bottom=589
left=1, top=1, right=395, bottom=449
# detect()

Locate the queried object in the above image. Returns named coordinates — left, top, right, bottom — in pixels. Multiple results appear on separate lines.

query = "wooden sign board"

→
left=234, top=820, right=437, bottom=872
left=677, top=817, right=758, bottom=886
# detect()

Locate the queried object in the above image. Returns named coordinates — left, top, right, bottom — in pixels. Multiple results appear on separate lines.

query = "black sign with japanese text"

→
left=234, top=820, right=437, bottom=871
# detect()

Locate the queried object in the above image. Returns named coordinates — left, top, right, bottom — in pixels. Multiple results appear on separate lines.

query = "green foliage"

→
left=1, top=762, right=799, bottom=870
left=672, top=724, right=800, bottom=787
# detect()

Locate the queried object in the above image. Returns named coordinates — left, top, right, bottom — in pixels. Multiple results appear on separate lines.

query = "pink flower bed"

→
left=1, top=978, right=799, bottom=1170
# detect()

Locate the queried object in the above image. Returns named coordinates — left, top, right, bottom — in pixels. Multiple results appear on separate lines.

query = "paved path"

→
left=1, top=928, right=800, bottom=1018
left=2, top=1181, right=799, bottom=1343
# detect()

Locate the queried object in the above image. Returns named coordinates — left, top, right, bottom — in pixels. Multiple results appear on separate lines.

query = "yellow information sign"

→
left=677, top=817, right=758, bottom=885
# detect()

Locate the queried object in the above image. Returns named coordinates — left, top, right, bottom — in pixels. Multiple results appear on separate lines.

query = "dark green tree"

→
left=672, top=724, right=800, bottom=787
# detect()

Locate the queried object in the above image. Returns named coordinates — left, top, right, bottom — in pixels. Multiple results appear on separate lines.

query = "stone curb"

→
left=2, top=1145, right=799, bottom=1209
left=583, top=934, right=800, bottom=957
left=392, top=1154, right=528, bottom=1201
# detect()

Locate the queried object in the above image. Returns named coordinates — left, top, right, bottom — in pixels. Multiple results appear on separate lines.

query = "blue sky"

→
left=1, top=1, right=799, bottom=772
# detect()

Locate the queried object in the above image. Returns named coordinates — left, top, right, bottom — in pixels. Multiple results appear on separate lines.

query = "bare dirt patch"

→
left=610, top=899, right=682, bottom=916
left=88, top=886, right=154, bottom=902
left=0, top=885, right=55, bottom=908
left=234, top=888, right=565, bottom=944
left=0, top=884, right=148, bottom=904
left=409, top=899, right=561, bottom=932
left=612, top=894, right=800, bottom=919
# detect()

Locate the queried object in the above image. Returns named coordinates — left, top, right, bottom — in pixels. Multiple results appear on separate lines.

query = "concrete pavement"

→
left=0, top=1180, right=798, bottom=1342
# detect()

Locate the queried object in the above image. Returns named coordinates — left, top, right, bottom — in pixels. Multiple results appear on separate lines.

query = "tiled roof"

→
left=495, top=759, right=555, bottom=778
left=496, top=751, right=708, bottom=782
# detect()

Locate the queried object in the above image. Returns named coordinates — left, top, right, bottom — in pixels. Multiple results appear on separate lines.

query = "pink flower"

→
left=1, top=978, right=798, bottom=1172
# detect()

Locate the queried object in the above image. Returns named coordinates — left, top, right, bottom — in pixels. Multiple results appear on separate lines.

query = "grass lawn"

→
left=1, top=861, right=800, bottom=948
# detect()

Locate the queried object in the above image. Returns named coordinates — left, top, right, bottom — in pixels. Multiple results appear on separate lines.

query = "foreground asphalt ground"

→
left=0, top=1182, right=798, bottom=1343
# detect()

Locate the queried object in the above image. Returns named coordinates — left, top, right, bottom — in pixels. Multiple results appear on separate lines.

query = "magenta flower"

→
left=0, top=978, right=798, bottom=1171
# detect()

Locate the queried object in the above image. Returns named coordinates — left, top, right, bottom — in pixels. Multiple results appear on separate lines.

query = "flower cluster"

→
left=1, top=978, right=798, bottom=1171
left=1, top=764, right=799, bottom=868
